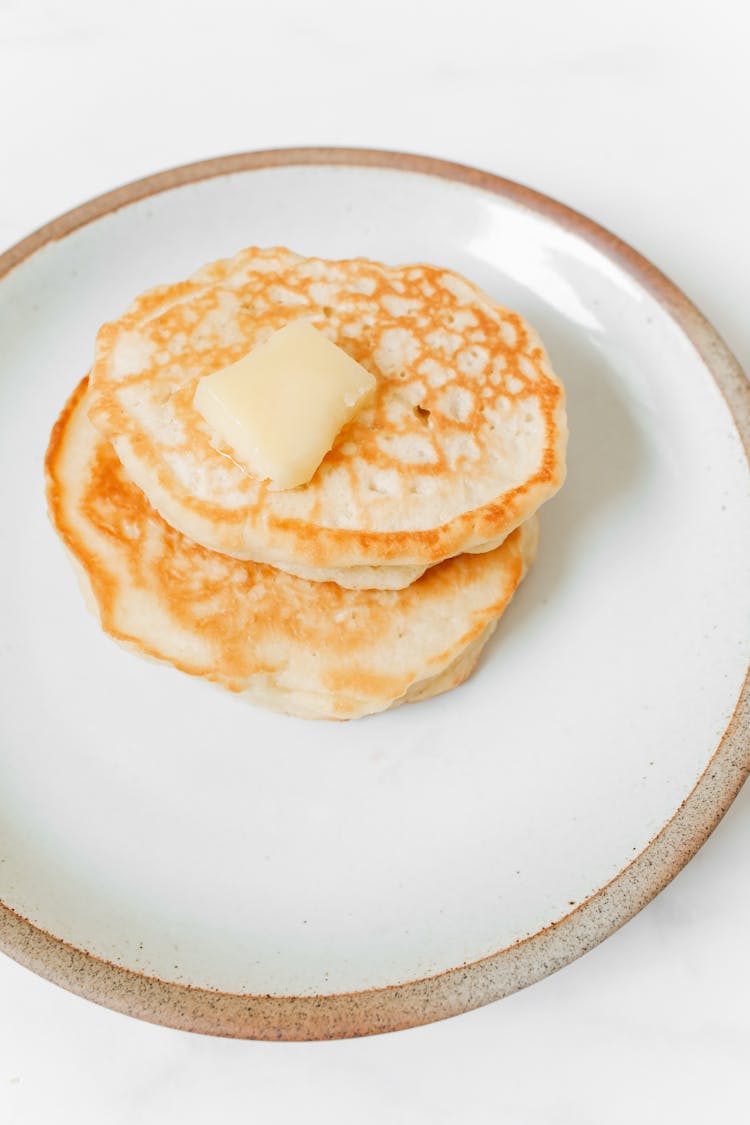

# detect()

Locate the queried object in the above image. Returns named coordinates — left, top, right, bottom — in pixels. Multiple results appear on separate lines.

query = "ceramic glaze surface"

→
left=0, top=157, right=747, bottom=1013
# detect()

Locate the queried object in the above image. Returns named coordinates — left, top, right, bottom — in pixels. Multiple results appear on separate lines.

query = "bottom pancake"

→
left=45, top=381, right=538, bottom=720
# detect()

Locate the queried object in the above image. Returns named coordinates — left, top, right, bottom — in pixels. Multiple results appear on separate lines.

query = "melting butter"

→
left=193, top=321, right=376, bottom=489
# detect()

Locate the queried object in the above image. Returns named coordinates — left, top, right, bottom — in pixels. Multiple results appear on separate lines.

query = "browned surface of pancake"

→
left=87, top=248, right=565, bottom=577
left=46, top=380, right=538, bottom=719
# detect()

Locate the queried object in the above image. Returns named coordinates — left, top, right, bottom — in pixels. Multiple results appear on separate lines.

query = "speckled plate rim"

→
left=0, top=147, right=748, bottom=1040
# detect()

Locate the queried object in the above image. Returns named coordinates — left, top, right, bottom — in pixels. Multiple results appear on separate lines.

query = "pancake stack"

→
left=45, top=248, right=567, bottom=719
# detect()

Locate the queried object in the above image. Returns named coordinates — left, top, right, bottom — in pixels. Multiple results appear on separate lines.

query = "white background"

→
left=1, top=1, right=748, bottom=1121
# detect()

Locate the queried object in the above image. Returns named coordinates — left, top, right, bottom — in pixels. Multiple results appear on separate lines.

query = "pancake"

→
left=46, top=380, right=539, bottom=721
left=87, top=247, right=565, bottom=588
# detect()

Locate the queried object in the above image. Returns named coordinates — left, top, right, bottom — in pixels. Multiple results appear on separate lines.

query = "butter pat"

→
left=193, top=321, right=376, bottom=489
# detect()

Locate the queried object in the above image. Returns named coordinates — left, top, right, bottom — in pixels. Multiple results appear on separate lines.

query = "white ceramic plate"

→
left=0, top=149, right=748, bottom=1040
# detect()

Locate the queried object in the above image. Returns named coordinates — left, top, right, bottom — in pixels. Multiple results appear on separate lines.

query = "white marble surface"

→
left=1, top=0, right=748, bottom=1121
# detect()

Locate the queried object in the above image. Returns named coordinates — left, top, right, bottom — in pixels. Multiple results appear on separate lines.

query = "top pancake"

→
left=88, top=247, right=566, bottom=586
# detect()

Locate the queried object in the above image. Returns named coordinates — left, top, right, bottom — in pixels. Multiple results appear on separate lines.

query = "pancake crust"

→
left=47, top=380, right=539, bottom=720
left=87, top=247, right=564, bottom=586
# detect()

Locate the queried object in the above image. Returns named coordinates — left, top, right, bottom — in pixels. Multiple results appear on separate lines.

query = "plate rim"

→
left=0, top=146, right=748, bottom=1040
